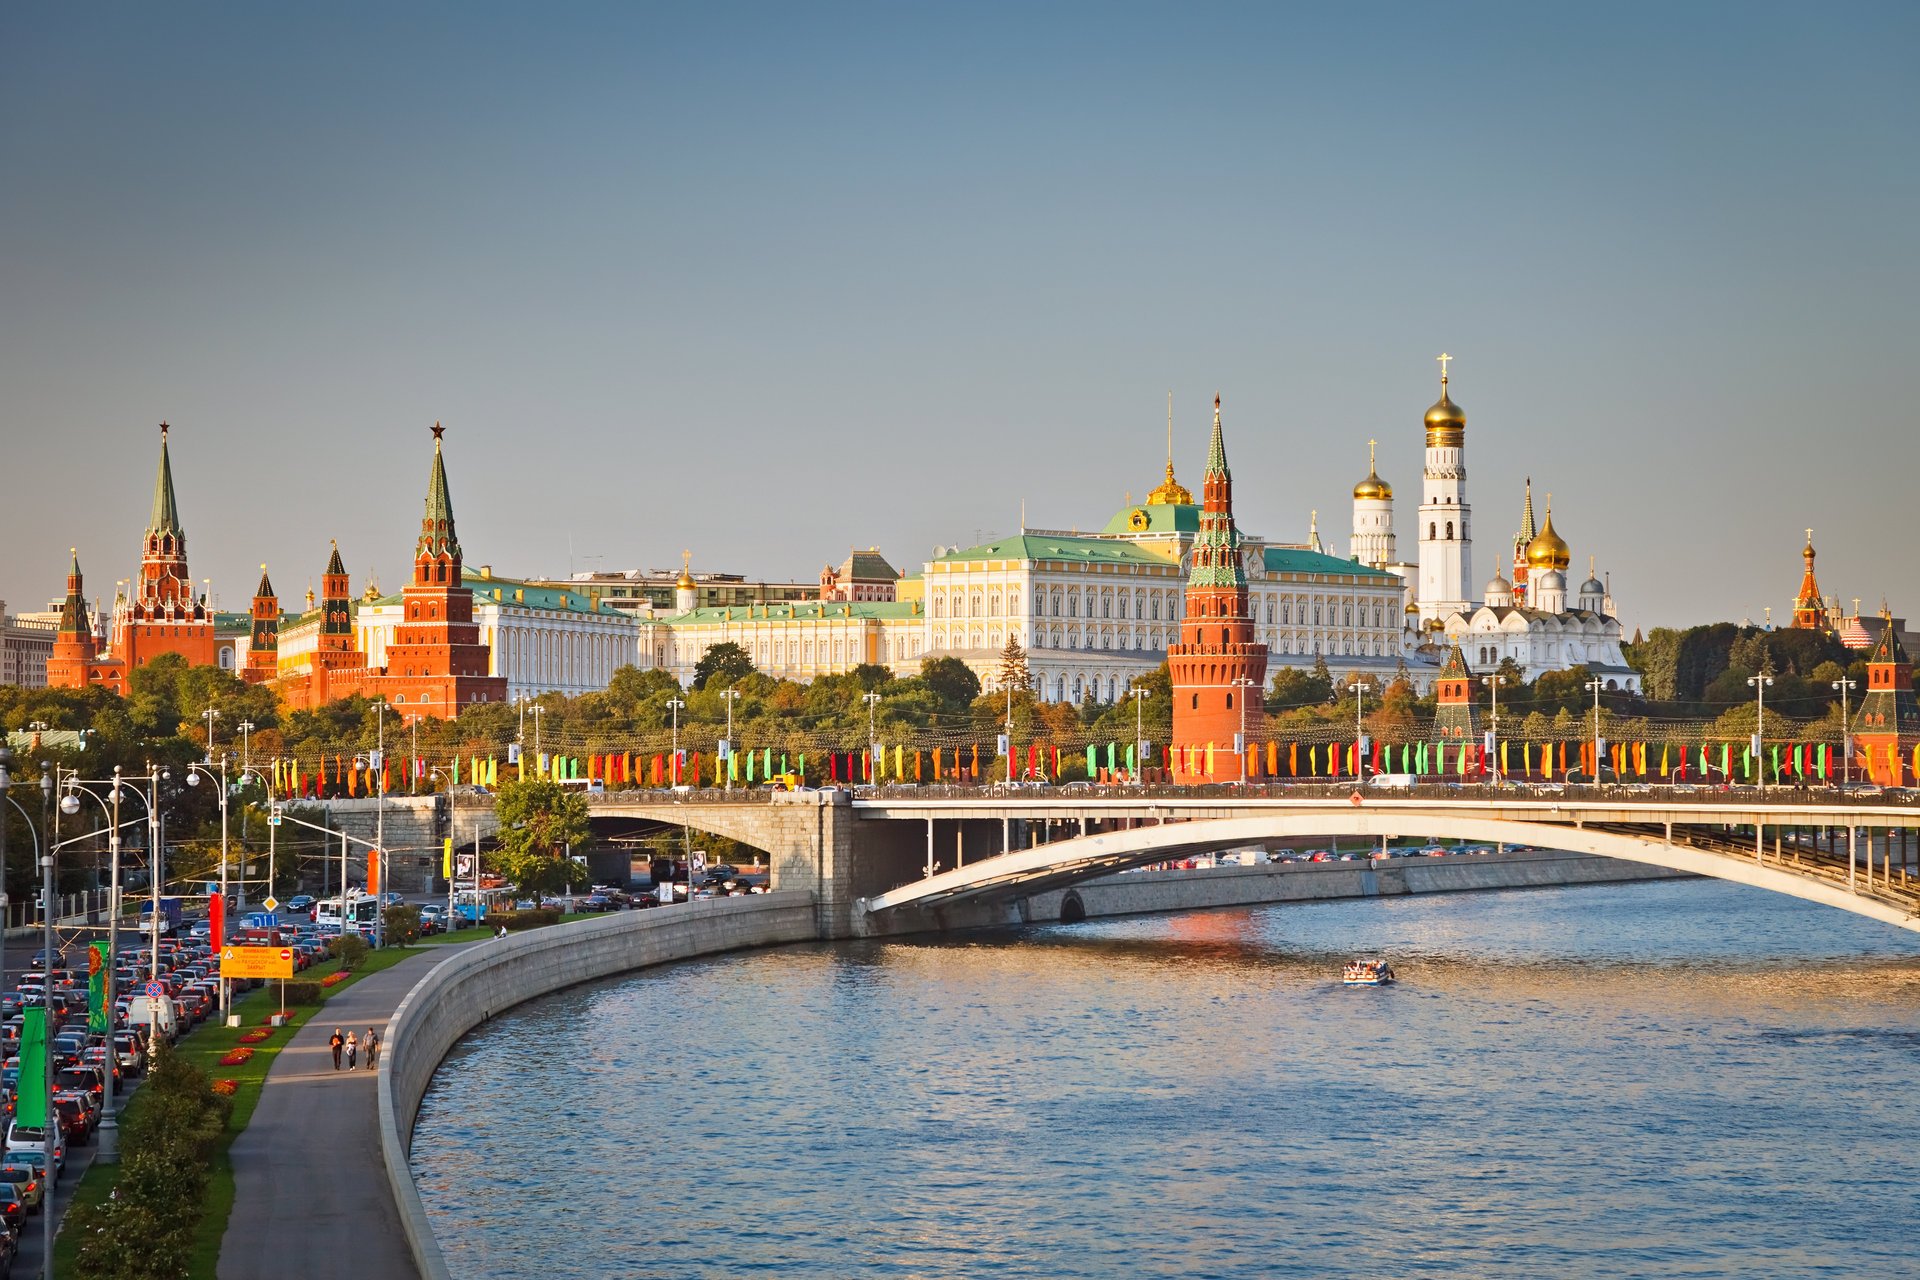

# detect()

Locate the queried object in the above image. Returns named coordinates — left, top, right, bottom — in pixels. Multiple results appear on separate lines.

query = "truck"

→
left=137, top=897, right=183, bottom=935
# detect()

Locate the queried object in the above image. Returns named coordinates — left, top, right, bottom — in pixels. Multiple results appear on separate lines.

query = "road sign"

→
left=220, top=946, right=295, bottom=980
left=455, top=854, right=475, bottom=879
left=690, top=850, right=707, bottom=878
left=144, top=982, right=164, bottom=999
left=262, top=896, right=279, bottom=913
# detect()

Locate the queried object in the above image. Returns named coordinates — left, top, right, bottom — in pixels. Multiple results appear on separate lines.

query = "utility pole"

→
left=375, top=700, right=386, bottom=948
left=667, top=698, right=686, bottom=787
left=1832, top=677, right=1857, bottom=787
left=1749, top=675, right=1774, bottom=791
left=1487, top=673, right=1506, bottom=785
left=863, top=692, right=882, bottom=786
left=1348, top=679, right=1370, bottom=782
left=1584, top=678, right=1605, bottom=786
left=721, top=688, right=740, bottom=789
left=1129, top=687, right=1149, bottom=786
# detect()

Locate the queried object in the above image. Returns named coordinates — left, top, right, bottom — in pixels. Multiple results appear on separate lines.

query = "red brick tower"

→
left=375, top=425, right=505, bottom=722
left=242, top=565, right=279, bottom=685
left=46, top=550, right=110, bottom=691
left=119, top=422, right=218, bottom=671
left=1169, top=395, right=1267, bottom=780
left=1852, top=610, right=1918, bottom=785
left=1434, top=643, right=1477, bottom=742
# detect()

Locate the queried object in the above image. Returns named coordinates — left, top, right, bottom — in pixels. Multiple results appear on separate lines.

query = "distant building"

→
left=0, top=602, right=54, bottom=688
left=527, top=560, right=818, bottom=619
left=819, top=549, right=900, bottom=602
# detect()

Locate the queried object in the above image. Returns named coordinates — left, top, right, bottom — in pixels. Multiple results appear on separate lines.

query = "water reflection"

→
left=414, top=879, right=1920, bottom=1279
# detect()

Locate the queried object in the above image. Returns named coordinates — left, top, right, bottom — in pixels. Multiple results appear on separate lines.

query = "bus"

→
left=314, top=893, right=381, bottom=934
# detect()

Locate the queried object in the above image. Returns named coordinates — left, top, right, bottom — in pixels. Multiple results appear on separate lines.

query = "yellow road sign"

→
left=220, top=946, right=295, bottom=980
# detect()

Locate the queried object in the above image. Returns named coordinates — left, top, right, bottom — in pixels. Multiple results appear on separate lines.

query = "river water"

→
left=412, top=880, right=1920, bottom=1279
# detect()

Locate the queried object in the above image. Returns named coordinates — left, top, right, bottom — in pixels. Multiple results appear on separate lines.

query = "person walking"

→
left=365, top=1027, right=380, bottom=1070
left=329, top=1028, right=344, bottom=1071
left=345, top=1030, right=358, bottom=1070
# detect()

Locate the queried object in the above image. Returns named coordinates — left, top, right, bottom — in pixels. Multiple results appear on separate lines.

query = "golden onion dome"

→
left=676, top=568, right=695, bottom=589
left=1146, top=460, right=1193, bottom=506
left=1525, top=504, right=1572, bottom=571
left=1425, top=380, right=1466, bottom=448
left=1353, top=469, right=1392, bottom=501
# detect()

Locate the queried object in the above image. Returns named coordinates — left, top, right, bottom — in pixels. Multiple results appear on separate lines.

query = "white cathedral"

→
left=1349, top=356, right=1641, bottom=692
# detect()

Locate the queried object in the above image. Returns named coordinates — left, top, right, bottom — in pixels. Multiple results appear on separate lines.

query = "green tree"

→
left=1268, top=662, right=1333, bottom=711
left=692, top=642, right=755, bottom=691
left=995, top=638, right=1032, bottom=693
left=920, top=656, right=981, bottom=712
left=493, top=778, right=593, bottom=897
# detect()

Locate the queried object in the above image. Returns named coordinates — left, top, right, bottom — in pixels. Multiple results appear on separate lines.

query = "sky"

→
left=2, top=2, right=1916, bottom=629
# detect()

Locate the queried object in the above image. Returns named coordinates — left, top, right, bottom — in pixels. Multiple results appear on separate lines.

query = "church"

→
left=1346, top=357, right=1640, bottom=692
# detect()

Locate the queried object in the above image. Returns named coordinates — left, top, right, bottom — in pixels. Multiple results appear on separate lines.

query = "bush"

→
left=500, top=908, right=562, bottom=931
left=328, top=933, right=370, bottom=969
left=281, top=980, right=323, bottom=1005
left=383, top=904, right=422, bottom=946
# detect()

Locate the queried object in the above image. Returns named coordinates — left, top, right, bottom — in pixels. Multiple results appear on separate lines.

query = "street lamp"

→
left=528, top=702, right=545, bottom=764
left=1233, top=677, right=1257, bottom=784
left=184, top=755, right=237, bottom=1020
left=720, top=688, right=741, bottom=790
left=667, top=697, right=686, bottom=787
left=1749, top=674, right=1774, bottom=791
left=1129, top=687, right=1149, bottom=786
left=1348, top=679, right=1372, bottom=781
left=1832, top=678, right=1857, bottom=787
left=863, top=692, right=882, bottom=786
left=1584, top=678, right=1606, bottom=786
left=1486, top=673, right=1508, bottom=785
left=60, top=766, right=155, bottom=1164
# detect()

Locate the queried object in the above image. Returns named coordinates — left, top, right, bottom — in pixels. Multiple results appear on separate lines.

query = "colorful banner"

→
left=16, top=1009, right=46, bottom=1128
left=89, top=941, right=109, bottom=1035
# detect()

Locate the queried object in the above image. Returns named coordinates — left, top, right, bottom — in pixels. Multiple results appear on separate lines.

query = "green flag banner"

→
left=89, top=940, right=110, bottom=1034
left=16, top=1009, right=46, bottom=1128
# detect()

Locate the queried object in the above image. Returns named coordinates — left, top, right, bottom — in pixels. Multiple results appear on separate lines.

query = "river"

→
left=411, top=879, right=1920, bottom=1278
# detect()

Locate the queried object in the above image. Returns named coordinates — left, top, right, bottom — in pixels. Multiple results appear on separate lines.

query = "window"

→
left=1152, top=597, right=1161, bottom=620
left=1429, top=522, right=1437, bottom=539
left=1226, top=691, right=1234, bottom=710
left=1446, top=521, right=1454, bottom=540
left=1191, top=694, right=1199, bottom=710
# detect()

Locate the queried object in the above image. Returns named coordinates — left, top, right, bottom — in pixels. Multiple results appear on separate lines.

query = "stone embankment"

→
left=378, top=892, right=817, bottom=1280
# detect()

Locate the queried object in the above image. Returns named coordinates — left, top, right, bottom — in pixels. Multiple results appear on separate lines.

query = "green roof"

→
left=1100, top=503, right=1201, bottom=534
left=1262, top=546, right=1398, bottom=580
left=935, top=533, right=1172, bottom=567
left=360, top=570, right=628, bottom=617
left=665, top=600, right=922, bottom=624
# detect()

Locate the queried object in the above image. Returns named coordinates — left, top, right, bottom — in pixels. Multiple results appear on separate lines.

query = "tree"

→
left=920, top=656, right=981, bottom=711
left=692, top=642, right=755, bottom=691
left=996, top=638, right=1032, bottom=693
left=493, top=778, right=593, bottom=898
left=1268, top=662, right=1332, bottom=711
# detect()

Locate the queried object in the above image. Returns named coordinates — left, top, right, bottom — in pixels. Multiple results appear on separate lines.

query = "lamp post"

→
left=374, top=700, right=387, bottom=948
left=1584, top=678, right=1605, bottom=786
left=1234, top=677, right=1257, bottom=784
left=1487, top=673, right=1507, bottom=785
left=1749, top=675, right=1774, bottom=791
left=1348, top=679, right=1371, bottom=781
left=60, top=767, right=153, bottom=1164
left=1129, top=687, right=1149, bottom=785
left=0, top=746, right=11, bottom=985
left=184, top=755, right=233, bottom=1020
left=667, top=697, right=686, bottom=788
left=202, top=703, right=221, bottom=757
left=720, top=688, right=741, bottom=789
left=28, top=763, right=53, bottom=1275
left=529, top=703, right=545, bottom=764
left=1832, top=678, right=1857, bottom=787
left=863, top=692, right=882, bottom=786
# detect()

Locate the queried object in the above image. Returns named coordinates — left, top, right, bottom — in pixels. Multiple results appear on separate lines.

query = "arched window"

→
left=1191, top=694, right=1199, bottom=710
left=1446, top=521, right=1454, bottom=540
left=1226, top=691, right=1234, bottom=710
left=1429, top=522, right=1437, bottom=539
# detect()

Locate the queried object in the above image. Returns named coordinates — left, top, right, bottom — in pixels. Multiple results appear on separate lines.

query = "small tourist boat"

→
left=1343, top=958, right=1395, bottom=986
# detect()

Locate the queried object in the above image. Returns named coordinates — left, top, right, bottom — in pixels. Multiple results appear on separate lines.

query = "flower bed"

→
left=238, top=1028, right=273, bottom=1044
left=218, top=1047, right=255, bottom=1066
left=320, top=972, right=351, bottom=988
left=210, top=1078, right=239, bottom=1097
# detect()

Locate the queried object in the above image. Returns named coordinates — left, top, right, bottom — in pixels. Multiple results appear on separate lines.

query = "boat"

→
left=1343, top=958, right=1395, bottom=986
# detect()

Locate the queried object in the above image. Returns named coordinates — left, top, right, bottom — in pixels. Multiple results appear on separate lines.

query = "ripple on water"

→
left=412, top=878, right=1920, bottom=1279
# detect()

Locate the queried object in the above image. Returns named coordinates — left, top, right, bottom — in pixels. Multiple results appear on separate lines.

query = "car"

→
left=25, top=950, right=66, bottom=972
left=0, top=1163, right=44, bottom=1214
left=0, top=1185, right=23, bottom=1235
left=4, top=1122, right=65, bottom=1179
left=113, top=1034, right=146, bottom=1076
left=285, top=895, right=316, bottom=914
left=52, top=1095, right=92, bottom=1146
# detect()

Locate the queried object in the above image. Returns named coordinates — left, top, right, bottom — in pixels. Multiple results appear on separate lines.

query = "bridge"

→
left=584, top=786, right=1920, bottom=937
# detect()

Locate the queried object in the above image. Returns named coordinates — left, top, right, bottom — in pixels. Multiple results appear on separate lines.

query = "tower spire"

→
left=418, top=422, right=462, bottom=561
left=148, top=421, right=182, bottom=537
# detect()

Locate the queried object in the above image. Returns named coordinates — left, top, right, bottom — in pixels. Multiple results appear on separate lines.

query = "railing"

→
left=4, top=888, right=113, bottom=931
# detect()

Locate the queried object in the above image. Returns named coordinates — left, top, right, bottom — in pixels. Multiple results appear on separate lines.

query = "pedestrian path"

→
left=219, top=944, right=474, bottom=1280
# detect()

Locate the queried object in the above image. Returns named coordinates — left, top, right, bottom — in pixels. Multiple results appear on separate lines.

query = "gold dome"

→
left=676, top=549, right=695, bottom=590
left=1353, top=439, right=1392, bottom=500
left=1525, top=502, right=1571, bottom=571
left=1146, top=460, right=1193, bottom=506
left=1424, top=377, right=1466, bottom=448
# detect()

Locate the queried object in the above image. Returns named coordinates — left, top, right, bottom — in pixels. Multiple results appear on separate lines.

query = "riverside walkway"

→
left=219, top=943, right=477, bottom=1280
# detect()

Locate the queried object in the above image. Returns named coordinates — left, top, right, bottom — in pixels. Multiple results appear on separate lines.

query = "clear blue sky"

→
left=3, top=3, right=1915, bottom=629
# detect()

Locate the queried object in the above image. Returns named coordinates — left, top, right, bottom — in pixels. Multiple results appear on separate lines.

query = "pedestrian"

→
left=365, top=1027, right=380, bottom=1069
left=329, top=1027, right=344, bottom=1071
left=496, top=924, right=508, bottom=939
left=345, top=1030, right=358, bottom=1070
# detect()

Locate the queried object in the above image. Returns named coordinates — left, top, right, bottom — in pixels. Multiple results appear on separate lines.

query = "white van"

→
left=5, top=1121, right=66, bottom=1178
left=124, top=995, right=179, bottom=1042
